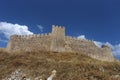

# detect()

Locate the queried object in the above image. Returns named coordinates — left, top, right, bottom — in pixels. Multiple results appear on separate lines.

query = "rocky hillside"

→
left=0, top=50, right=120, bottom=80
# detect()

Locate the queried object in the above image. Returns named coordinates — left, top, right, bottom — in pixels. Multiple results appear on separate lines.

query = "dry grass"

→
left=0, top=50, right=120, bottom=80
left=0, top=48, right=5, bottom=52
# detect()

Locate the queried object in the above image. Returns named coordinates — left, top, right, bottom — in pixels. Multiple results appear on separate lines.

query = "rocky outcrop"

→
left=2, top=69, right=31, bottom=80
left=2, top=69, right=57, bottom=80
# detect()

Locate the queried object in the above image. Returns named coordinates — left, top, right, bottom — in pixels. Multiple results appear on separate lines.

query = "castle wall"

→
left=6, top=25, right=115, bottom=62
left=64, top=36, right=114, bottom=61
left=6, top=33, right=51, bottom=52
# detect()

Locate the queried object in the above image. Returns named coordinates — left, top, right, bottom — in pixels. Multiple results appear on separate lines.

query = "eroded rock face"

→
left=47, top=70, right=56, bottom=80
left=2, top=69, right=31, bottom=80
left=2, top=69, right=57, bottom=80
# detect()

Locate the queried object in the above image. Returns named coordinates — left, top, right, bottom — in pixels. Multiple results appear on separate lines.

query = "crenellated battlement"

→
left=10, top=33, right=51, bottom=39
left=6, top=25, right=115, bottom=62
left=51, top=25, right=65, bottom=37
left=52, top=25, right=65, bottom=30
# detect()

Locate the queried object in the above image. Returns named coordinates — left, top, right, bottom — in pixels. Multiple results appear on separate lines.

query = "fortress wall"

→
left=64, top=36, right=114, bottom=61
left=65, top=36, right=97, bottom=53
left=99, top=46, right=115, bottom=61
left=6, top=33, right=51, bottom=52
left=6, top=26, right=115, bottom=62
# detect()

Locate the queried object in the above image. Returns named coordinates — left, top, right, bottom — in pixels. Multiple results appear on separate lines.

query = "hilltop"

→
left=0, top=50, right=120, bottom=80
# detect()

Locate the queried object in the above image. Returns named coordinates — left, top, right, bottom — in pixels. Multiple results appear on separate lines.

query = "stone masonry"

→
left=6, top=25, right=115, bottom=62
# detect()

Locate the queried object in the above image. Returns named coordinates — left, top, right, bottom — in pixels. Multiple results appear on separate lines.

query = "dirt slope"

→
left=0, top=51, right=120, bottom=80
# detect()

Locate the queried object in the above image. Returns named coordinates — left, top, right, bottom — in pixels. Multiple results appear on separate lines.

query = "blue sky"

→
left=0, top=0, right=120, bottom=60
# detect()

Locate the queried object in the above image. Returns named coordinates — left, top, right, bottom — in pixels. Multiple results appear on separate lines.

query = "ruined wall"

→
left=64, top=36, right=114, bottom=61
left=6, top=25, right=115, bottom=61
left=65, top=36, right=114, bottom=61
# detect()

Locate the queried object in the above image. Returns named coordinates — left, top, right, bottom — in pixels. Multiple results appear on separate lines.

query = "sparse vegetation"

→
left=0, top=50, right=120, bottom=80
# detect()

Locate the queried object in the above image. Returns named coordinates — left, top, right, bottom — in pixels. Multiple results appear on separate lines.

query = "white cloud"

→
left=112, top=44, right=120, bottom=56
left=93, top=41, right=112, bottom=48
left=0, top=22, right=34, bottom=39
left=77, top=35, right=86, bottom=40
left=93, top=41, right=103, bottom=48
left=37, top=25, right=44, bottom=32
left=77, top=35, right=120, bottom=56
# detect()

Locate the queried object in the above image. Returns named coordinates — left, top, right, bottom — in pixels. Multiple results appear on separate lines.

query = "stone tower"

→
left=50, top=25, right=65, bottom=52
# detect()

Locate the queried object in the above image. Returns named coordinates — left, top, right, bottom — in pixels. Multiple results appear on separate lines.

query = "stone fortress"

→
left=6, top=25, right=115, bottom=62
